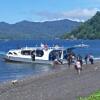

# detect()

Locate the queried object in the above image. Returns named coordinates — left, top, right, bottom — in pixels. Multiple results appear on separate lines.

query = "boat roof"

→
left=8, top=43, right=89, bottom=52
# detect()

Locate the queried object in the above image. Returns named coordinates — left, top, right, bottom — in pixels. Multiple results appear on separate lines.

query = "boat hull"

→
left=4, top=55, right=54, bottom=65
left=4, top=55, right=67, bottom=65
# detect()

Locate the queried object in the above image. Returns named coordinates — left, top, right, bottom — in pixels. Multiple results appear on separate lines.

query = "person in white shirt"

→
left=74, top=60, right=81, bottom=75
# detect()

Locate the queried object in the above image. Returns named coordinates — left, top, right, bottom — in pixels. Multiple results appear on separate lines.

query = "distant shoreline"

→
left=0, top=38, right=100, bottom=40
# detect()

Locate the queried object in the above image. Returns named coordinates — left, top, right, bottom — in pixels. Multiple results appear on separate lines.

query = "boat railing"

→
left=21, top=46, right=65, bottom=51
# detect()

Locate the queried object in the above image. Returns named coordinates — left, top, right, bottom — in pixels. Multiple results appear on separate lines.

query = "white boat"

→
left=74, top=42, right=89, bottom=48
left=3, top=43, right=89, bottom=65
left=4, top=46, right=68, bottom=65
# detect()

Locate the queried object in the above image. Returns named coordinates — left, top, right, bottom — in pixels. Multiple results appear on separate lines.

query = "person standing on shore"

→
left=77, top=54, right=83, bottom=70
left=67, top=54, right=72, bottom=67
left=84, top=55, right=88, bottom=64
left=89, top=54, right=94, bottom=64
left=31, top=51, right=35, bottom=61
left=74, top=60, right=82, bottom=75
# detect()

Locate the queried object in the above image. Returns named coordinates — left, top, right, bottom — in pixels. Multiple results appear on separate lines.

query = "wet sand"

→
left=0, top=62, right=100, bottom=100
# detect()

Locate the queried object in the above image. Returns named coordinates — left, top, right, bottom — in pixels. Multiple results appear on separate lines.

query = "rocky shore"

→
left=0, top=62, right=100, bottom=100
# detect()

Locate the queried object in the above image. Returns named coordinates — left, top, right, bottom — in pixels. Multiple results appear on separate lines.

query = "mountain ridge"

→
left=0, top=19, right=80, bottom=39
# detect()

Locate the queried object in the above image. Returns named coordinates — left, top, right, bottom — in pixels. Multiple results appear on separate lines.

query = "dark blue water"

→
left=0, top=39, right=100, bottom=82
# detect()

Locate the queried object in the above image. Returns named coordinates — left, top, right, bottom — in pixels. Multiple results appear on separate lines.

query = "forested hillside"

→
left=62, top=11, right=100, bottom=39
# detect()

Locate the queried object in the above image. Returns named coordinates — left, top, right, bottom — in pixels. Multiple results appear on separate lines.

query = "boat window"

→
left=31, top=50, right=35, bottom=55
left=49, top=50, right=62, bottom=61
left=13, top=52, right=17, bottom=55
left=36, top=50, right=44, bottom=57
left=8, top=52, right=13, bottom=55
left=21, top=50, right=31, bottom=55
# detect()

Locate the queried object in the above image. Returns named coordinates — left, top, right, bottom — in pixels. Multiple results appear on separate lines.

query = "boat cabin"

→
left=7, top=47, right=68, bottom=61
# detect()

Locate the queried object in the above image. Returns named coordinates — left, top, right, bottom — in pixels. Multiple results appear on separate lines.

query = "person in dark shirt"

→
left=84, top=55, right=88, bottom=64
left=89, top=54, right=94, bottom=64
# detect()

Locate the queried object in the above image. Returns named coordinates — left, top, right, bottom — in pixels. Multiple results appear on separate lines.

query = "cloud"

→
left=63, top=8, right=99, bottom=22
left=35, top=8, right=99, bottom=22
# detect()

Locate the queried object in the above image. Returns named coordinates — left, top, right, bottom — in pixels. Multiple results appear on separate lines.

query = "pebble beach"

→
left=0, top=62, right=100, bottom=100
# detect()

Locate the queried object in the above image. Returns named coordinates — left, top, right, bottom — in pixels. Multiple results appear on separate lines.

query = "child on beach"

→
left=74, top=60, right=82, bottom=75
left=77, top=54, right=83, bottom=70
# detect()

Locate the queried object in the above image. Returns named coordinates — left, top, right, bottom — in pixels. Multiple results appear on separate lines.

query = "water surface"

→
left=0, top=39, right=100, bottom=82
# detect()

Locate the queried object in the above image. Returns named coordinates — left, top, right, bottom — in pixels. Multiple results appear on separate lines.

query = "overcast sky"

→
left=0, top=0, right=100, bottom=23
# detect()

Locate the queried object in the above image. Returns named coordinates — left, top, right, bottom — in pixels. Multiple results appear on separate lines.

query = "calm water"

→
left=0, top=39, right=100, bottom=82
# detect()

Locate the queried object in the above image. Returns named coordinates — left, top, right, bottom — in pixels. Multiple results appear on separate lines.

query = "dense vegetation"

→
left=62, top=11, right=100, bottom=39
left=0, top=19, right=80, bottom=39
